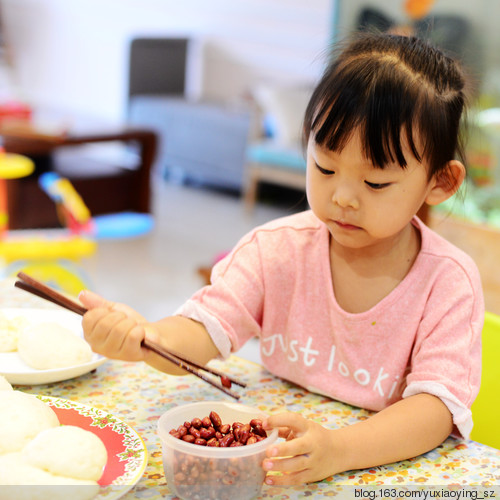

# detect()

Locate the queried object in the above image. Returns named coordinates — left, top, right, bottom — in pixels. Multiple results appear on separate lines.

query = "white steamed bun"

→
left=17, top=321, right=92, bottom=369
left=0, top=452, right=99, bottom=500
left=23, top=425, right=108, bottom=481
left=0, top=391, right=59, bottom=454
left=0, top=312, right=29, bottom=352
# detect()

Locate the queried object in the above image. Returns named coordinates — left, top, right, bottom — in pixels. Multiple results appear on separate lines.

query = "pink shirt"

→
left=177, top=211, right=484, bottom=438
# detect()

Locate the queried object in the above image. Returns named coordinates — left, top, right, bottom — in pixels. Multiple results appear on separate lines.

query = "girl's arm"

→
left=262, top=393, right=453, bottom=485
left=147, top=315, right=220, bottom=374
left=79, top=291, right=220, bottom=374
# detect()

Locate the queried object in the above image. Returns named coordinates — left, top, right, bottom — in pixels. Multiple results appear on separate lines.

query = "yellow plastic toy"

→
left=470, top=311, right=500, bottom=449
left=0, top=151, right=96, bottom=295
left=0, top=151, right=153, bottom=295
left=39, top=171, right=93, bottom=233
left=0, top=148, right=35, bottom=234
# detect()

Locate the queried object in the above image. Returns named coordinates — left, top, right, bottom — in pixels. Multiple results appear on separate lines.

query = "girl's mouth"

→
left=334, top=220, right=360, bottom=230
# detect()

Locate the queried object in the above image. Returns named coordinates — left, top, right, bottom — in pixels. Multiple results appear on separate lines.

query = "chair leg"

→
left=243, top=166, right=259, bottom=213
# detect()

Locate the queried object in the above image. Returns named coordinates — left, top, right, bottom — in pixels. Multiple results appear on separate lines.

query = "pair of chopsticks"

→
left=14, top=272, right=246, bottom=399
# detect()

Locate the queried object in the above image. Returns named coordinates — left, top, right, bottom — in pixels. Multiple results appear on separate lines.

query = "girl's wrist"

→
left=330, top=422, right=371, bottom=474
left=329, top=427, right=353, bottom=474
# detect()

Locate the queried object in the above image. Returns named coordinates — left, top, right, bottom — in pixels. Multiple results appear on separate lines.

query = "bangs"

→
left=303, top=33, right=467, bottom=179
left=307, top=57, right=423, bottom=169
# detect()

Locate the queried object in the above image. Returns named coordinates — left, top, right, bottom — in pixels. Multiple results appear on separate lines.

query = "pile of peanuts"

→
left=166, top=411, right=270, bottom=499
left=168, top=411, right=268, bottom=447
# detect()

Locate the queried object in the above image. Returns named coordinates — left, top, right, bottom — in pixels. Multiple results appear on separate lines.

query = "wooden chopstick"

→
left=164, top=348, right=247, bottom=389
left=15, top=272, right=87, bottom=315
left=14, top=272, right=244, bottom=399
left=140, top=340, right=241, bottom=399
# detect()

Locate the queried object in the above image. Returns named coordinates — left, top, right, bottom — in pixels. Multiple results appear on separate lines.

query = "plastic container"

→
left=157, top=401, right=279, bottom=500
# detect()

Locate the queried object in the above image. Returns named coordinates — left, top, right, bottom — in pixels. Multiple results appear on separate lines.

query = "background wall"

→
left=336, top=0, right=500, bottom=100
left=3, top=0, right=499, bottom=125
left=0, top=0, right=335, bottom=123
left=337, top=0, right=497, bottom=42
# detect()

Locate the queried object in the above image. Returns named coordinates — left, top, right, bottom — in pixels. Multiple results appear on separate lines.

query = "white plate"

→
left=0, top=308, right=106, bottom=385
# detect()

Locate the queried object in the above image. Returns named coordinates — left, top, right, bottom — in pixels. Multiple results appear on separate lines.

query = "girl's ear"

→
left=425, top=160, right=466, bottom=206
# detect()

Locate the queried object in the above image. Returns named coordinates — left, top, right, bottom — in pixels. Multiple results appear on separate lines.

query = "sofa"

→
left=128, top=96, right=252, bottom=191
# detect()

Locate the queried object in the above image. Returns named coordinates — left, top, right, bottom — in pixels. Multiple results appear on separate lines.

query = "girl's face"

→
left=306, top=130, right=435, bottom=252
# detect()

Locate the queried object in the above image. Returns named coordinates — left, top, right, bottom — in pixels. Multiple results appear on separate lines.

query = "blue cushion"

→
left=246, top=142, right=306, bottom=171
left=93, top=212, right=154, bottom=239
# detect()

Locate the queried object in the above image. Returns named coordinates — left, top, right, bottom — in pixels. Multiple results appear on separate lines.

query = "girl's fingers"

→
left=81, top=308, right=119, bottom=344
left=80, top=292, right=149, bottom=361
left=264, top=412, right=309, bottom=434
left=83, top=310, right=140, bottom=359
left=263, top=412, right=309, bottom=447
left=89, top=310, right=127, bottom=338
left=143, top=324, right=160, bottom=345
left=100, top=316, right=140, bottom=356
left=79, top=290, right=110, bottom=309
left=265, top=435, right=311, bottom=461
left=80, top=291, right=146, bottom=322
left=264, top=468, right=312, bottom=487
left=117, top=324, right=147, bottom=360
left=263, top=453, right=310, bottom=473
left=278, top=427, right=294, bottom=440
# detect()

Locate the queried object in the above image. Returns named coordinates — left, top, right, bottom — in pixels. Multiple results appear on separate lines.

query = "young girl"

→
left=80, top=33, right=484, bottom=485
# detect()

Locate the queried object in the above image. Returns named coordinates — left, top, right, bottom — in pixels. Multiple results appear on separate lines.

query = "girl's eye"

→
left=316, top=164, right=335, bottom=175
left=365, top=181, right=390, bottom=190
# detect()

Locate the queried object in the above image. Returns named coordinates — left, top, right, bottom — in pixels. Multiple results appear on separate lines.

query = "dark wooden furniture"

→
left=2, top=125, right=157, bottom=229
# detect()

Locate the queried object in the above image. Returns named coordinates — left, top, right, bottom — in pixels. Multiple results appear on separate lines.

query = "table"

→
left=1, top=280, right=499, bottom=499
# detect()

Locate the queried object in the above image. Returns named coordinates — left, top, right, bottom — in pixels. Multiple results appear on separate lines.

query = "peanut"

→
left=170, top=413, right=268, bottom=448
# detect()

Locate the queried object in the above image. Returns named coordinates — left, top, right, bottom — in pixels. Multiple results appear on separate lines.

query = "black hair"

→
left=303, top=32, right=468, bottom=181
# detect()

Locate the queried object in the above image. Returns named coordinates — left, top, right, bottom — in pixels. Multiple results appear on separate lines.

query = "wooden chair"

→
left=3, top=127, right=157, bottom=229
left=243, top=140, right=307, bottom=211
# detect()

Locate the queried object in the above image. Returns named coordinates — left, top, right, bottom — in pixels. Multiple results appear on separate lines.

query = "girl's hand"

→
left=262, top=412, right=340, bottom=485
left=79, top=290, right=153, bottom=361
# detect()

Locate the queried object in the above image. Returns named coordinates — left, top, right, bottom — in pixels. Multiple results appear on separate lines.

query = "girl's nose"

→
left=331, top=183, right=359, bottom=209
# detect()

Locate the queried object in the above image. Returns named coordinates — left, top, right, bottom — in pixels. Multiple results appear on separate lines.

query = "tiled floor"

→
left=80, top=181, right=296, bottom=364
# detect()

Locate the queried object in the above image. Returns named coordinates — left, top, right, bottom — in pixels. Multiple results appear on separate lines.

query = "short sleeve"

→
left=175, top=231, right=265, bottom=358
left=402, top=262, right=484, bottom=439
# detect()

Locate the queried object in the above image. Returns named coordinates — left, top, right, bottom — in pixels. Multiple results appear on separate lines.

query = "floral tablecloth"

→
left=2, top=279, right=499, bottom=499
